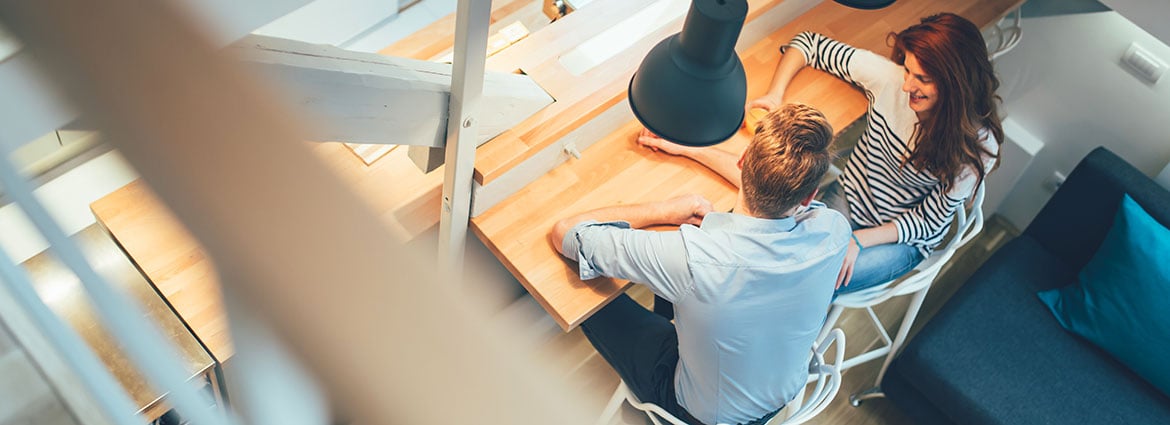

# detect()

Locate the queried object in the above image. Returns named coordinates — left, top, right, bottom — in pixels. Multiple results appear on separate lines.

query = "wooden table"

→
left=87, top=0, right=790, bottom=356
left=21, top=225, right=221, bottom=421
left=90, top=141, right=446, bottom=362
left=90, top=0, right=556, bottom=363
left=470, top=0, right=1024, bottom=330
left=90, top=0, right=1025, bottom=353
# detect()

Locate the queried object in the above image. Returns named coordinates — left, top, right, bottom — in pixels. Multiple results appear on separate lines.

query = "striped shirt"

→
left=788, top=31, right=998, bottom=257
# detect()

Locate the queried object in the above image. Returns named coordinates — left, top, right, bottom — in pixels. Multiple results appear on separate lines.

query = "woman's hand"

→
left=746, top=94, right=781, bottom=114
left=659, top=194, right=713, bottom=226
left=636, top=128, right=697, bottom=157
left=836, top=233, right=861, bottom=289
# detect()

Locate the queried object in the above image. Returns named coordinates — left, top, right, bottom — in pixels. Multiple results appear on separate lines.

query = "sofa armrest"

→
left=1024, top=147, right=1170, bottom=273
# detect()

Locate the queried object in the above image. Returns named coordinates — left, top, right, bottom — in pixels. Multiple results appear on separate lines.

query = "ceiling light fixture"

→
left=628, top=0, right=748, bottom=147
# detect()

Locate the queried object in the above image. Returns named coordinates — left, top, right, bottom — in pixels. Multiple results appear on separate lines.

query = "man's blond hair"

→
left=741, top=103, right=834, bottom=218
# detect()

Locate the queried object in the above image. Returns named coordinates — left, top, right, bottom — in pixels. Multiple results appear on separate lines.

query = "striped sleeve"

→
left=786, top=32, right=902, bottom=95
left=891, top=180, right=968, bottom=250
left=893, top=132, right=999, bottom=252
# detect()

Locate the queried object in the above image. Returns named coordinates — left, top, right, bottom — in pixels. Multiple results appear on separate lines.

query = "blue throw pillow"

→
left=1037, top=194, right=1170, bottom=396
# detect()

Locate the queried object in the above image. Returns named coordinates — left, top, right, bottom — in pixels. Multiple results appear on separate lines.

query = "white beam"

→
left=231, top=34, right=551, bottom=157
left=437, top=0, right=490, bottom=283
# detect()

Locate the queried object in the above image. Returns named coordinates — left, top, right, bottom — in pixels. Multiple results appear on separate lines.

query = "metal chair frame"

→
left=597, top=329, right=846, bottom=425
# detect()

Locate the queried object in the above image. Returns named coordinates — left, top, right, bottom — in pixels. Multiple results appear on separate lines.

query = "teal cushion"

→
left=1037, top=194, right=1170, bottom=396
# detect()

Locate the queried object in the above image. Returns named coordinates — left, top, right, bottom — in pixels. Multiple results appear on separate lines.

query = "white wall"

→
left=0, top=150, right=137, bottom=264
left=994, top=11, right=1170, bottom=229
left=253, top=0, right=398, bottom=46
left=1158, top=161, right=1170, bottom=189
left=1101, top=0, right=1170, bottom=47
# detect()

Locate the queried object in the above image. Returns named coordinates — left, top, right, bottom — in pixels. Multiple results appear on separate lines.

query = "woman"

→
left=639, top=13, right=1003, bottom=293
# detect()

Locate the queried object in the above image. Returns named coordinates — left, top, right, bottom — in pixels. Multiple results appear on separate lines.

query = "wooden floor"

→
left=523, top=216, right=1019, bottom=425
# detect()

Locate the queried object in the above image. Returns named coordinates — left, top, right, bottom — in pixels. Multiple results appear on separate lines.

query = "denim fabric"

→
left=838, top=242, right=923, bottom=294
left=820, top=182, right=924, bottom=294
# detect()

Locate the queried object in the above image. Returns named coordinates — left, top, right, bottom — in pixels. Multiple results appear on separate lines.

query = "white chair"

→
left=597, top=329, right=846, bottom=425
left=987, top=6, right=1023, bottom=61
left=818, top=183, right=985, bottom=406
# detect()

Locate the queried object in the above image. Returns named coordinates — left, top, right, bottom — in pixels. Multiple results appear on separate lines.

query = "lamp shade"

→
left=834, top=0, right=895, bottom=10
left=628, top=0, right=748, bottom=147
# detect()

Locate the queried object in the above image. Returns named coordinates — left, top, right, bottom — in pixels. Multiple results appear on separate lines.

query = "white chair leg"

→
left=851, top=286, right=931, bottom=405
left=875, top=286, right=929, bottom=385
left=597, top=381, right=628, bottom=425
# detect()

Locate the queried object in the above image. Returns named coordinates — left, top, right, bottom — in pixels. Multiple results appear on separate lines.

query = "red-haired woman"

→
left=639, top=13, right=1003, bottom=293
left=758, top=13, right=1004, bottom=292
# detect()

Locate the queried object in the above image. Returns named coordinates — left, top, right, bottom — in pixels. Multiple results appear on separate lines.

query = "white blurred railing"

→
left=0, top=0, right=588, bottom=424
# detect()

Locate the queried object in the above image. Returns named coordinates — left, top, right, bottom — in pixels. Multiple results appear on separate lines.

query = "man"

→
left=550, top=103, right=850, bottom=425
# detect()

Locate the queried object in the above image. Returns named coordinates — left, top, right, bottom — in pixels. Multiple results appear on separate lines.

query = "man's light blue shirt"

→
left=563, top=202, right=850, bottom=424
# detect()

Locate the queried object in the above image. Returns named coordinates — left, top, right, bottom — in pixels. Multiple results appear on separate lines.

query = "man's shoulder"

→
left=799, top=203, right=851, bottom=229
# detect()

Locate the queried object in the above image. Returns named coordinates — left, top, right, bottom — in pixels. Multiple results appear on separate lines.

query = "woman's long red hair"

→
left=892, top=13, right=1004, bottom=190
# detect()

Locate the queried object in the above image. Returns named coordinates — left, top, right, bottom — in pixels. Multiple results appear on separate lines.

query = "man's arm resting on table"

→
left=549, top=195, right=709, bottom=300
left=635, top=129, right=743, bottom=188
left=550, top=194, right=713, bottom=257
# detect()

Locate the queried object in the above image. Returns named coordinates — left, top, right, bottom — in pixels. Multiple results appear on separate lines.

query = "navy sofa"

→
left=882, top=147, right=1170, bottom=424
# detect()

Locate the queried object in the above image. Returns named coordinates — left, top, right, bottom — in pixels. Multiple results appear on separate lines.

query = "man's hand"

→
left=659, top=194, right=713, bottom=226
left=637, top=128, right=744, bottom=189
left=835, top=233, right=861, bottom=289
left=636, top=128, right=698, bottom=157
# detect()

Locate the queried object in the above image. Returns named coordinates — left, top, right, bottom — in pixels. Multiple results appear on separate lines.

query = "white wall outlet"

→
left=1044, top=170, right=1067, bottom=192
left=1122, top=42, right=1167, bottom=84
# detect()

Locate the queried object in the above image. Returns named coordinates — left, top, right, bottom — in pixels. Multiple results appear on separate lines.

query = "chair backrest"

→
left=833, top=182, right=986, bottom=307
left=774, top=329, right=845, bottom=425
left=609, top=329, right=846, bottom=425
left=617, top=384, right=689, bottom=425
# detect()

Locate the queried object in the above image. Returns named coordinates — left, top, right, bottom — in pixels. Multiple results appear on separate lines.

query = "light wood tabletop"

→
left=89, top=0, right=1025, bottom=354
left=22, top=225, right=217, bottom=421
left=85, top=0, right=790, bottom=357
left=470, top=0, right=1024, bottom=331
left=90, top=141, right=446, bottom=361
left=472, top=0, right=790, bottom=186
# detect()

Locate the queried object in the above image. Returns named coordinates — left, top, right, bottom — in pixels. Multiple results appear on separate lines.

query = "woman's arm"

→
left=636, top=129, right=743, bottom=188
left=749, top=46, right=809, bottom=112
left=751, top=32, right=898, bottom=114
left=835, top=223, right=899, bottom=288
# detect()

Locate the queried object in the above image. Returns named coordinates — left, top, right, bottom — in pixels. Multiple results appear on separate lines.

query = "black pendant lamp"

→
left=834, top=0, right=895, bottom=10
left=628, top=0, right=748, bottom=147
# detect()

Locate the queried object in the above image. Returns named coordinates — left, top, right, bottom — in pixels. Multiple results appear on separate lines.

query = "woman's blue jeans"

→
left=819, top=182, right=924, bottom=294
